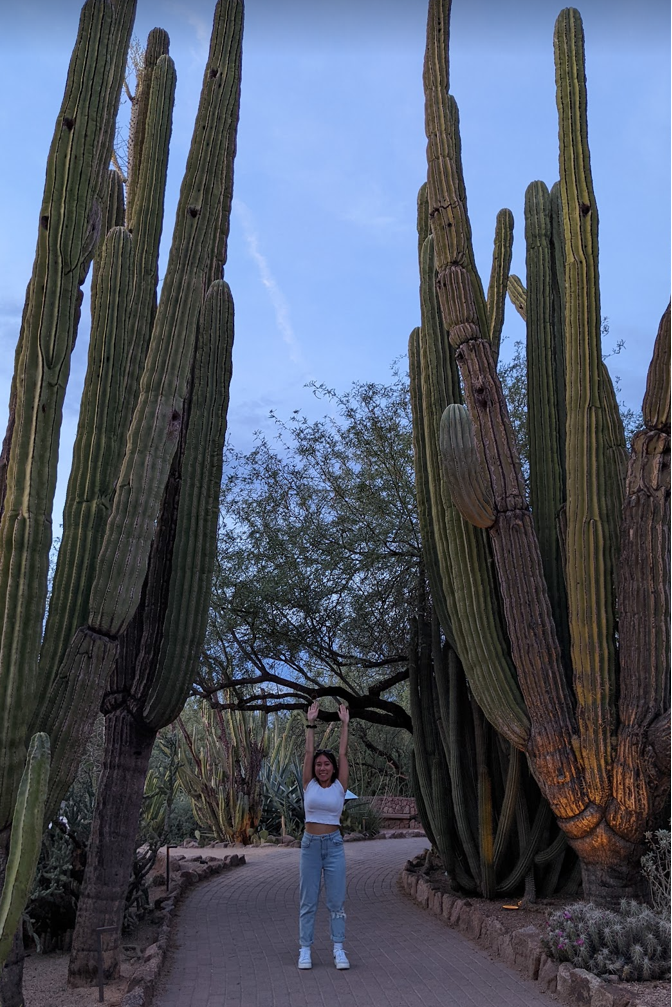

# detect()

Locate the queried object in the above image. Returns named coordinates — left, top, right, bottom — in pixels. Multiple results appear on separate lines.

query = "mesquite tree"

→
left=411, top=0, right=669, bottom=906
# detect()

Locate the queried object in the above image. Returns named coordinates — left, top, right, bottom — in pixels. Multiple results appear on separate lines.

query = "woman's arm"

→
left=337, top=704, right=349, bottom=791
left=303, top=700, right=319, bottom=789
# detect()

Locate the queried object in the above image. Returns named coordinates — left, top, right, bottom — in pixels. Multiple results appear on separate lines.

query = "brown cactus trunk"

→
left=67, top=706, right=155, bottom=986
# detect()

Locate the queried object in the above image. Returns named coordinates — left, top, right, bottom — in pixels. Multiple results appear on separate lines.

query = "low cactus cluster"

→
left=542, top=899, right=671, bottom=981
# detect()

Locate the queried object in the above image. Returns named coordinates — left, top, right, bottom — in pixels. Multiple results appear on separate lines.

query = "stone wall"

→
left=361, top=796, right=420, bottom=829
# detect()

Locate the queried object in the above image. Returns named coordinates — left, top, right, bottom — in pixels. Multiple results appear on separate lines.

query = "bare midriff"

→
left=305, top=822, right=340, bottom=835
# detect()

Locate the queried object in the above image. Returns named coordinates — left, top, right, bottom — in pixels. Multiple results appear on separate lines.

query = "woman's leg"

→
left=322, top=833, right=346, bottom=943
left=298, top=834, right=322, bottom=947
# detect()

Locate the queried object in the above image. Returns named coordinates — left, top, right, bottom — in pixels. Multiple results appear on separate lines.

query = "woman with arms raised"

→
left=298, top=701, right=350, bottom=971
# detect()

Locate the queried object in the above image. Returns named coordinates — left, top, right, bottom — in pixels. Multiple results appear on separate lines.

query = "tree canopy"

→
left=197, top=372, right=419, bottom=730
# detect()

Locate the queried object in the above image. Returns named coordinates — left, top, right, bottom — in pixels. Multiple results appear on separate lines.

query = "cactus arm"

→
left=408, top=614, right=454, bottom=873
left=0, top=0, right=136, bottom=830
left=486, top=208, right=514, bottom=364
left=445, top=643, right=481, bottom=883
left=492, top=744, right=521, bottom=870
left=415, top=231, right=529, bottom=749
left=471, top=698, right=495, bottom=898
left=408, top=328, right=457, bottom=650
left=0, top=733, right=50, bottom=969
left=90, top=0, right=243, bottom=640
left=495, top=798, right=553, bottom=894
left=610, top=304, right=671, bottom=841
left=555, top=7, right=618, bottom=806
left=424, top=0, right=585, bottom=820
left=524, top=180, right=570, bottom=668
left=37, top=52, right=178, bottom=814
left=37, top=226, right=133, bottom=695
left=121, top=51, right=177, bottom=412
left=143, top=280, right=235, bottom=728
left=506, top=275, right=527, bottom=322
left=549, top=181, right=567, bottom=465
left=126, top=28, right=171, bottom=230
left=439, top=404, right=495, bottom=528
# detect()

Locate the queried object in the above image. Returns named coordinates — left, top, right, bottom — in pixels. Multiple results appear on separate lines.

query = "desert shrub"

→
left=542, top=899, right=671, bottom=981
left=640, top=830, right=671, bottom=919
left=341, top=799, right=381, bottom=836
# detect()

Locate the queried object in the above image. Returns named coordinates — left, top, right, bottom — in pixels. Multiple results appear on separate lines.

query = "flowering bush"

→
left=541, top=899, right=670, bottom=981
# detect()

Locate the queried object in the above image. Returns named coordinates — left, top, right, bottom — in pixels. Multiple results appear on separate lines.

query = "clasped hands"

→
left=307, top=700, right=349, bottom=724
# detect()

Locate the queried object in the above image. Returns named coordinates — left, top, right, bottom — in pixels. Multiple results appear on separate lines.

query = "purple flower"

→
left=563, top=912, right=572, bottom=920
left=575, top=939, right=584, bottom=946
left=558, top=943, right=566, bottom=951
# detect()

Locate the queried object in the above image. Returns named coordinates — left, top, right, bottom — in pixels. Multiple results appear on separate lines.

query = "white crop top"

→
left=303, top=778, right=345, bottom=825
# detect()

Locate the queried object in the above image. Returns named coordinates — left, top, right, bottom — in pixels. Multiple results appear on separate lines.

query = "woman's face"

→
left=314, top=755, right=334, bottom=785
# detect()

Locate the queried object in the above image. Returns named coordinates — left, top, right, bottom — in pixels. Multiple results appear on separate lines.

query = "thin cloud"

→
left=168, top=3, right=211, bottom=56
left=233, top=199, right=304, bottom=366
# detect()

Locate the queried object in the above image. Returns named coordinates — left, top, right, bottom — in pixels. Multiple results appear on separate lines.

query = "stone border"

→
left=120, top=853, right=246, bottom=1007
left=399, top=869, right=638, bottom=1007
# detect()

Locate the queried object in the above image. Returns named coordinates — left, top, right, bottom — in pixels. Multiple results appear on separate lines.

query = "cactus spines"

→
left=439, top=404, right=495, bottom=528
left=0, top=733, right=50, bottom=968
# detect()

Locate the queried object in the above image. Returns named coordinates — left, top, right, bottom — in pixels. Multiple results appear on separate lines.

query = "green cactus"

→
left=0, top=734, right=50, bottom=969
left=408, top=593, right=576, bottom=897
left=414, top=0, right=670, bottom=904
left=177, top=699, right=268, bottom=844
left=0, top=1, right=242, bottom=993
left=66, top=5, right=242, bottom=985
left=0, top=0, right=136, bottom=834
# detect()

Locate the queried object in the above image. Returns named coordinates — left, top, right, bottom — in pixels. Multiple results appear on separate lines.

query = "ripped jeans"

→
left=299, top=830, right=346, bottom=946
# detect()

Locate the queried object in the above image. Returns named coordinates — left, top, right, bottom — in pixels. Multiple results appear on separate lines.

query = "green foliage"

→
left=341, top=800, right=382, bottom=836
left=542, top=899, right=671, bottom=981
left=204, top=373, right=417, bottom=728
left=641, top=830, right=671, bottom=919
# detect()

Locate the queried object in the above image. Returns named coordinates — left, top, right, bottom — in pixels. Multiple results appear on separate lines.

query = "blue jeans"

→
left=299, top=830, right=346, bottom=947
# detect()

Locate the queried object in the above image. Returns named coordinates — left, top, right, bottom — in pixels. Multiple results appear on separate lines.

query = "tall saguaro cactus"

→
left=0, top=0, right=242, bottom=999
left=66, top=3, right=241, bottom=984
left=412, top=0, right=669, bottom=905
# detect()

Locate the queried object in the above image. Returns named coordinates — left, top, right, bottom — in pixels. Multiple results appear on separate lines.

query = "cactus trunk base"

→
left=572, top=830, right=647, bottom=908
left=67, top=707, right=156, bottom=987
left=0, top=930, right=23, bottom=1007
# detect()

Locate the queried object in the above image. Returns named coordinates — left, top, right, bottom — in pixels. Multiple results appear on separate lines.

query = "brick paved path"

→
left=154, top=838, right=557, bottom=1007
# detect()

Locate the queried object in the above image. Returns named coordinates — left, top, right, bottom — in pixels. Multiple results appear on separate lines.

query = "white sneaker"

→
left=298, top=947, right=312, bottom=969
left=333, top=947, right=350, bottom=970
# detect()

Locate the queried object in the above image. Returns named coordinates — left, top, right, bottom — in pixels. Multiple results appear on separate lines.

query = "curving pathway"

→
left=154, top=838, right=557, bottom=1007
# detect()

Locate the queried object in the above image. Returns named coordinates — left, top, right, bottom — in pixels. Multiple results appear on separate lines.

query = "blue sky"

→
left=0, top=0, right=669, bottom=528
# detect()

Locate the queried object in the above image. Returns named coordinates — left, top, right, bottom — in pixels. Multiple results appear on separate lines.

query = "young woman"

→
left=298, top=700, right=350, bottom=971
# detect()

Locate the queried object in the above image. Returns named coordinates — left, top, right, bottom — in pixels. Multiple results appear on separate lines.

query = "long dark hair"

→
left=312, top=749, right=338, bottom=784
